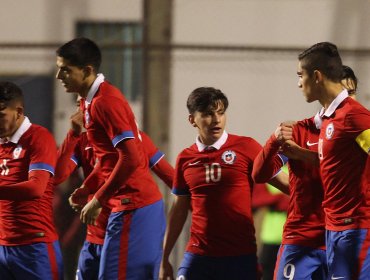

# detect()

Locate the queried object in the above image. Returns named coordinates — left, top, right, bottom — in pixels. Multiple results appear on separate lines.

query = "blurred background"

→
left=1, top=0, right=370, bottom=279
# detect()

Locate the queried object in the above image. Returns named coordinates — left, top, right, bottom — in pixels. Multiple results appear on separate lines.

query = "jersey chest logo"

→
left=13, top=145, right=23, bottom=159
left=221, top=150, right=236, bottom=164
left=325, top=123, right=334, bottom=139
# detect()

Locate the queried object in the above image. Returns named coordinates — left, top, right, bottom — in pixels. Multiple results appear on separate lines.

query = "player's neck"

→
left=319, top=82, right=343, bottom=109
left=79, top=74, right=98, bottom=98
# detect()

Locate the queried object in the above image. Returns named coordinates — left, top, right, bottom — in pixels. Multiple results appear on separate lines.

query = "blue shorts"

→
left=326, top=229, right=370, bottom=279
left=274, top=244, right=327, bottom=280
left=99, top=199, right=166, bottom=280
left=76, top=241, right=103, bottom=280
left=0, top=241, right=63, bottom=280
left=177, top=252, right=258, bottom=280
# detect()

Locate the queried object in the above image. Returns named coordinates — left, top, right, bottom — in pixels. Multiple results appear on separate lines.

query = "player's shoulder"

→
left=93, top=81, right=127, bottom=106
left=344, top=97, right=370, bottom=114
left=22, top=124, right=56, bottom=147
left=295, top=117, right=317, bottom=130
left=26, top=124, right=54, bottom=138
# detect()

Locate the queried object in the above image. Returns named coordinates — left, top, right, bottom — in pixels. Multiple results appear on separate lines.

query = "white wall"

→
left=0, top=0, right=143, bottom=143
left=170, top=0, right=370, bottom=163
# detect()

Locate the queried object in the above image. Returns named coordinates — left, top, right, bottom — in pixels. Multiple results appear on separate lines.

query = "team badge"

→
left=221, top=150, right=236, bottom=164
left=325, top=123, right=334, bottom=139
left=84, top=110, right=90, bottom=126
left=13, top=145, right=22, bottom=159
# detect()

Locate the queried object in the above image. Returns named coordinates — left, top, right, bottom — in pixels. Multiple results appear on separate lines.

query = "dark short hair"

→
left=298, top=42, right=343, bottom=82
left=342, top=65, right=358, bottom=94
left=56, top=37, right=102, bottom=71
left=187, top=87, right=229, bottom=114
left=0, top=81, right=24, bottom=107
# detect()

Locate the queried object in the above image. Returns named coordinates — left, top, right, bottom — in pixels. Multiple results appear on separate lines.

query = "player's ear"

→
left=188, top=114, right=197, bottom=127
left=313, top=70, right=323, bottom=83
left=16, top=105, right=24, bottom=118
left=83, top=65, right=94, bottom=79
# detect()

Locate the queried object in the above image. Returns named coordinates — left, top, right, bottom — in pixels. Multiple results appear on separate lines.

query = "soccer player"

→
left=56, top=37, right=166, bottom=279
left=159, top=87, right=289, bottom=280
left=54, top=107, right=174, bottom=280
left=297, top=42, right=370, bottom=279
left=0, top=81, right=63, bottom=279
left=252, top=117, right=327, bottom=279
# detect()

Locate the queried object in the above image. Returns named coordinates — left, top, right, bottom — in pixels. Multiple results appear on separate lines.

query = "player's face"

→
left=56, top=56, right=90, bottom=97
left=297, top=61, right=318, bottom=103
left=189, top=102, right=226, bottom=145
left=0, top=103, right=21, bottom=138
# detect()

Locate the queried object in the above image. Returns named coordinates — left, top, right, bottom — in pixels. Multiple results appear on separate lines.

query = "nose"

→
left=297, top=80, right=302, bottom=88
left=56, top=69, right=62, bottom=80
left=212, top=113, right=221, bottom=123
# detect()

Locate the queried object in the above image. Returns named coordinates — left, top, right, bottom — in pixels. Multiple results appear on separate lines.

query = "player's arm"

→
left=0, top=129, right=57, bottom=200
left=140, top=130, right=175, bottom=189
left=160, top=195, right=190, bottom=280
left=152, top=159, right=174, bottom=189
left=268, top=171, right=290, bottom=195
left=356, top=129, right=370, bottom=154
left=280, top=139, right=319, bottom=166
left=79, top=138, right=140, bottom=225
left=54, top=129, right=80, bottom=185
left=252, top=134, right=287, bottom=183
left=54, top=109, right=85, bottom=185
left=94, top=138, right=139, bottom=202
left=0, top=170, right=51, bottom=200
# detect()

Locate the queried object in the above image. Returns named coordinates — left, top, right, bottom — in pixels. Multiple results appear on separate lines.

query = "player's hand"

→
left=69, top=186, right=89, bottom=211
left=70, top=109, right=84, bottom=135
left=274, top=121, right=296, bottom=144
left=159, top=260, right=175, bottom=280
left=280, top=139, right=301, bottom=159
left=80, top=197, right=102, bottom=225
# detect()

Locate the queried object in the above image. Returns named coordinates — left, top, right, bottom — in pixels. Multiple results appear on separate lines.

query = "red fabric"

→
left=0, top=170, right=50, bottom=200
left=319, top=98, right=370, bottom=230
left=82, top=82, right=162, bottom=211
left=173, top=134, right=260, bottom=256
left=252, top=184, right=289, bottom=212
left=0, top=124, right=58, bottom=245
left=252, top=134, right=282, bottom=183
left=152, top=160, right=174, bottom=189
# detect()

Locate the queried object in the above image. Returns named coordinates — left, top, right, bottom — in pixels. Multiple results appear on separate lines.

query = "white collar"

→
left=314, top=107, right=325, bottom=129
left=0, top=117, right=32, bottom=144
left=85, top=73, right=105, bottom=106
left=323, top=89, right=349, bottom=117
left=196, top=130, right=228, bottom=152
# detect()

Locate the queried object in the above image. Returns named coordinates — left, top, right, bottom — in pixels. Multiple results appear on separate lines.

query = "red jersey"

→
left=253, top=118, right=326, bottom=248
left=0, top=119, right=58, bottom=245
left=82, top=76, right=162, bottom=212
left=56, top=130, right=167, bottom=244
left=173, top=132, right=259, bottom=257
left=319, top=94, right=370, bottom=230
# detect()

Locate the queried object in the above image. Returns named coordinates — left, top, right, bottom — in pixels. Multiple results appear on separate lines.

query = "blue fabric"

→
left=112, top=131, right=135, bottom=147
left=149, top=151, right=164, bottom=168
left=275, top=244, right=327, bottom=280
left=0, top=241, right=63, bottom=280
left=326, top=229, right=370, bottom=280
left=77, top=241, right=103, bottom=280
left=99, top=200, right=166, bottom=280
left=172, top=187, right=191, bottom=196
left=29, top=162, right=55, bottom=174
left=177, top=252, right=258, bottom=280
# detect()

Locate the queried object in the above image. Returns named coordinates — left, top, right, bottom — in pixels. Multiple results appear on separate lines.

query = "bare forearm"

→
left=162, top=196, right=190, bottom=260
